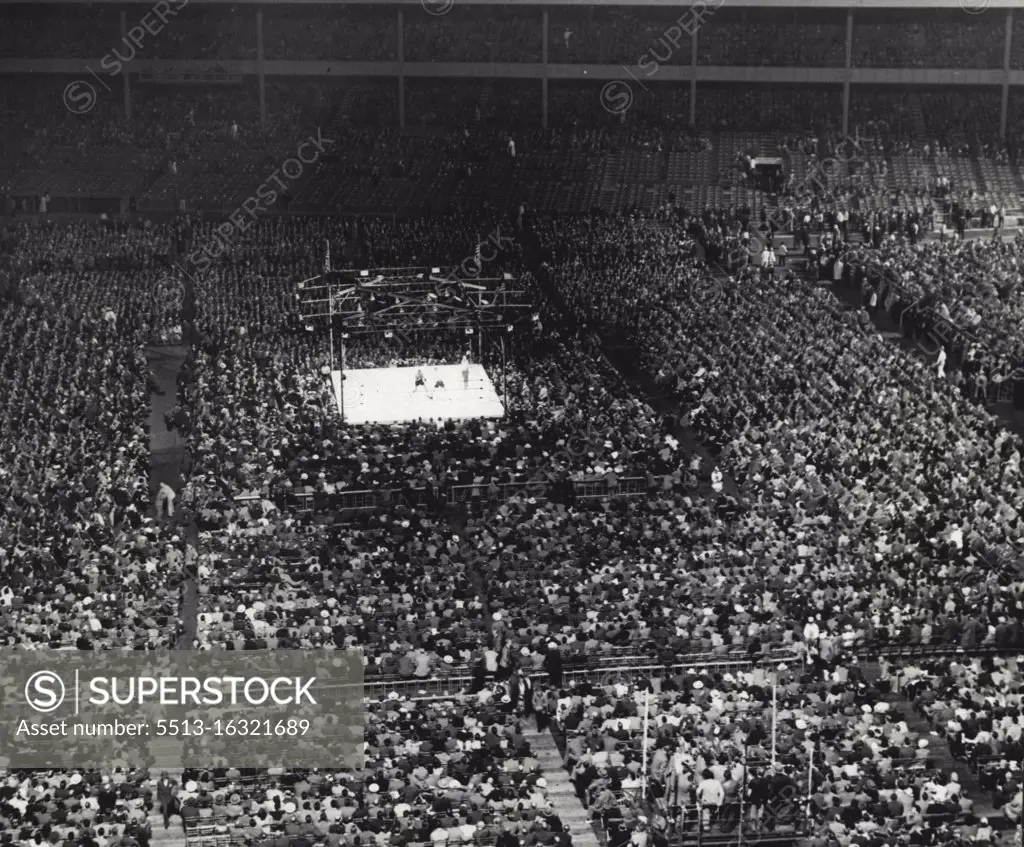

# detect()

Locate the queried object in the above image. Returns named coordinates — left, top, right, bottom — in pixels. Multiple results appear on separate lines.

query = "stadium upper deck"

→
left=0, top=1, right=1022, bottom=137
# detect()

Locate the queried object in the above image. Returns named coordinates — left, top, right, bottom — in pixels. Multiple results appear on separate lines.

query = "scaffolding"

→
left=296, top=265, right=535, bottom=420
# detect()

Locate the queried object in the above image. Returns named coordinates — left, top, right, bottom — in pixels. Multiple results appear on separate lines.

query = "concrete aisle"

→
left=146, top=737, right=187, bottom=847
left=145, top=342, right=201, bottom=648
left=146, top=344, right=190, bottom=503
left=526, top=729, right=603, bottom=847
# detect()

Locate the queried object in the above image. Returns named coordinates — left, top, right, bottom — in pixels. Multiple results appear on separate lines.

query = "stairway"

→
left=148, top=810, right=187, bottom=847
left=526, top=729, right=602, bottom=847
left=146, top=737, right=187, bottom=847
left=1010, top=161, right=1024, bottom=195
left=907, top=94, right=929, bottom=140
left=971, top=158, right=989, bottom=196
left=475, top=83, right=494, bottom=125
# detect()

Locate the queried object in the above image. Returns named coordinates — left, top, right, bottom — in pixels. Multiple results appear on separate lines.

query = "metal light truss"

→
left=297, top=267, right=534, bottom=334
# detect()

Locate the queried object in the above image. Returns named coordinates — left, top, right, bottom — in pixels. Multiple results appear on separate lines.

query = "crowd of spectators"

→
left=556, top=666, right=978, bottom=843
left=406, top=6, right=541, bottom=63
left=0, top=4, right=117, bottom=58
left=697, top=86, right=841, bottom=134
left=530, top=216, right=1024, bottom=633
left=835, top=236, right=1024, bottom=374
left=548, top=9, right=690, bottom=66
left=0, top=769, right=162, bottom=846
left=0, top=218, right=196, bottom=843
left=132, top=7, right=257, bottom=60
left=697, top=10, right=846, bottom=67
left=177, top=296, right=675, bottom=525
left=898, top=657, right=1024, bottom=823
left=171, top=687, right=569, bottom=846
left=852, top=11, right=1004, bottom=69
left=263, top=5, right=396, bottom=62
left=5, top=54, right=1024, bottom=841
left=0, top=219, right=187, bottom=652
left=0, top=67, right=1019, bottom=225
left=0, top=5, right=1020, bottom=68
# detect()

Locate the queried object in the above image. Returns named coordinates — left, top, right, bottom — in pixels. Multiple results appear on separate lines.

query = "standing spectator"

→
left=803, top=616, right=820, bottom=647
left=697, top=769, right=724, bottom=832
left=510, top=667, right=533, bottom=716
left=544, top=642, right=563, bottom=687
left=156, top=481, right=176, bottom=518
left=711, top=466, right=723, bottom=493
left=748, top=770, right=770, bottom=823
left=155, top=771, right=179, bottom=830
left=534, top=684, right=552, bottom=732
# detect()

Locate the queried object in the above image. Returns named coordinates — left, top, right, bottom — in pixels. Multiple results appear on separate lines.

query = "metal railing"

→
left=235, top=474, right=670, bottom=514
left=185, top=817, right=503, bottom=847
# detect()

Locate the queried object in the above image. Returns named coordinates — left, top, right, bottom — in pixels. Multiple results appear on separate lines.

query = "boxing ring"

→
left=330, top=363, right=505, bottom=425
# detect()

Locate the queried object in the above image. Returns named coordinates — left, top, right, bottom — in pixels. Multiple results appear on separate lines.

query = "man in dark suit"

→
left=509, top=669, right=533, bottom=716
left=155, top=771, right=178, bottom=829
left=543, top=643, right=563, bottom=688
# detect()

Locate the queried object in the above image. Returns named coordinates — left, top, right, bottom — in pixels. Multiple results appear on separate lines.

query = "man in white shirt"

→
left=803, top=617, right=820, bottom=646
left=156, top=482, right=176, bottom=518
left=484, top=648, right=499, bottom=677
left=696, top=770, right=724, bottom=831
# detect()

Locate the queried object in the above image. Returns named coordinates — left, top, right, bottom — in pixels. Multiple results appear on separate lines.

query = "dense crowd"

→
left=176, top=692, right=561, bottom=846
left=829, top=236, right=1024, bottom=377
left=4, top=26, right=1024, bottom=836
left=1, top=4, right=1020, bottom=70
left=851, top=12, right=1003, bottom=69
left=263, top=6, right=396, bottom=62
left=0, top=220, right=188, bottom=651
left=557, top=667, right=975, bottom=843
left=0, top=219, right=194, bottom=845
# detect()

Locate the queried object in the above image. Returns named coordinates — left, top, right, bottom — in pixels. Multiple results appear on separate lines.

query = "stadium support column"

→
left=640, top=690, right=650, bottom=801
left=398, top=9, right=406, bottom=129
left=541, top=8, right=548, bottom=129
left=340, top=337, right=346, bottom=423
left=842, top=9, right=852, bottom=138
left=1001, top=9, right=1013, bottom=143
left=501, top=335, right=507, bottom=403
left=257, top=9, right=266, bottom=127
left=120, top=11, right=131, bottom=120
left=690, top=27, right=697, bottom=127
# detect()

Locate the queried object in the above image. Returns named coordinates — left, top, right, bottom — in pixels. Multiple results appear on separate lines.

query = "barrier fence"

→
left=186, top=817, right=503, bottom=847
left=237, top=473, right=677, bottom=515
left=157, top=640, right=1024, bottom=707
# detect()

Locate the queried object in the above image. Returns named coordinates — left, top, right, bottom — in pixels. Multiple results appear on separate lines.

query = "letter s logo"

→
left=25, top=671, right=66, bottom=713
